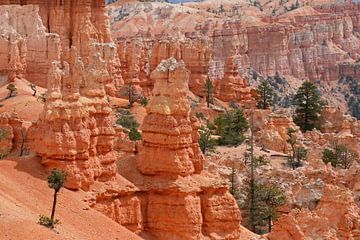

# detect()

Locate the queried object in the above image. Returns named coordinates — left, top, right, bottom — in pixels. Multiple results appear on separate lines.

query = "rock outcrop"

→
left=110, top=1, right=360, bottom=114
left=0, top=113, right=14, bottom=158
left=268, top=184, right=360, bottom=240
left=118, top=58, right=242, bottom=240
left=0, top=0, right=123, bottom=94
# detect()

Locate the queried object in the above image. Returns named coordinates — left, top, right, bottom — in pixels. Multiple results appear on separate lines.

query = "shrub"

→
left=199, top=126, right=216, bottom=154
left=215, top=109, right=249, bottom=146
left=140, top=97, right=149, bottom=107
left=322, top=144, right=358, bottom=169
left=38, top=215, right=59, bottom=228
left=129, top=127, right=142, bottom=141
left=116, top=115, right=139, bottom=129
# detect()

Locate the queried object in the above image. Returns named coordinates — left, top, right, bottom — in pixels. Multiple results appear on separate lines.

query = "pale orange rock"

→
left=0, top=1, right=123, bottom=93
left=133, top=58, right=242, bottom=239
left=268, top=184, right=360, bottom=240
left=0, top=113, right=14, bottom=157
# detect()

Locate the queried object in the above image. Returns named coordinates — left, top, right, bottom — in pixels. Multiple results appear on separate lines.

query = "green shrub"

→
left=214, top=109, right=249, bottom=146
left=140, top=97, right=148, bottom=107
left=116, top=115, right=139, bottom=129
left=322, top=144, right=358, bottom=169
left=199, top=126, right=216, bottom=154
left=129, top=127, right=142, bottom=141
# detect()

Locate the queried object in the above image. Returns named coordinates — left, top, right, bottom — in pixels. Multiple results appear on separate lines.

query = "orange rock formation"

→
left=118, top=58, right=242, bottom=239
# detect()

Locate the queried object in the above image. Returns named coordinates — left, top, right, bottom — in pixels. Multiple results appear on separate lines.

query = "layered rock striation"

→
left=118, top=58, right=242, bottom=240
left=0, top=0, right=122, bottom=94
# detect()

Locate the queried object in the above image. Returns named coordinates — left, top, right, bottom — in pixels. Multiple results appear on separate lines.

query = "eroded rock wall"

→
left=134, top=58, right=242, bottom=239
left=0, top=0, right=123, bottom=93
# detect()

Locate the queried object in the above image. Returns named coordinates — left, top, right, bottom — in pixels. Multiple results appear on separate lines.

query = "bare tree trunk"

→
left=50, top=190, right=58, bottom=227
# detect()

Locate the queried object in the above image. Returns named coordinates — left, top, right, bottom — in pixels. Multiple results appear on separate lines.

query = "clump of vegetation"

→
left=286, top=128, right=307, bottom=169
left=293, top=81, right=324, bottom=132
left=116, top=115, right=139, bottom=130
left=214, top=109, right=249, bottom=146
left=198, top=126, right=216, bottom=154
left=257, top=79, right=274, bottom=110
left=242, top=181, right=286, bottom=233
left=339, top=76, right=360, bottom=120
left=322, top=143, right=358, bottom=169
left=129, top=127, right=142, bottom=141
left=6, top=83, right=17, bottom=99
left=140, top=96, right=149, bottom=107
left=39, top=169, right=67, bottom=229
left=116, top=114, right=141, bottom=141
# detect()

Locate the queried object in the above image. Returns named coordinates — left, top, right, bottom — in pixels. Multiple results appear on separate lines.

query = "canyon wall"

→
left=0, top=0, right=122, bottom=94
left=113, top=2, right=360, bottom=103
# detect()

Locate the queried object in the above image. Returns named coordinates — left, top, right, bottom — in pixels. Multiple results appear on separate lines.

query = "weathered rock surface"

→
left=0, top=1, right=123, bottom=94
left=268, top=184, right=360, bottom=240
left=119, top=58, right=243, bottom=240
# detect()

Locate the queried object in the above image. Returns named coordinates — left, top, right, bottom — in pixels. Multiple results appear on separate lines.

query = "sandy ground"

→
left=0, top=155, right=142, bottom=240
left=0, top=78, right=44, bottom=121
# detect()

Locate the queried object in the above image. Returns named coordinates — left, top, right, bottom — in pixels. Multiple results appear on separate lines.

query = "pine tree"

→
left=199, top=126, right=216, bottom=154
left=293, top=81, right=323, bottom=132
left=214, top=109, right=249, bottom=146
left=322, top=143, right=358, bottom=169
left=257, top=78, right=274, bottom=110
left=205, top=77, right=213, bottom=108
left=6, top=83, right=17, bottom=99
left=39, top=169, right=67, bottom=228
left=286, top=128, right=307, bottom=169
left=243, top=182, right=285, bottom=233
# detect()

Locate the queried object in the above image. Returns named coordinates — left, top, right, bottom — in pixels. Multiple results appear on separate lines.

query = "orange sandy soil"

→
left=0, top=155, right=142, bottom=240
left=0, top=78, right=44, bottom=121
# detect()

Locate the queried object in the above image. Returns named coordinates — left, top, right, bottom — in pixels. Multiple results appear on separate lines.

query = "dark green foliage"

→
left=242, top=181, right=286, bottom=234
left=205, top=77, right=214, bottom=108
left=257, top=79, right=274, bottom=110
left=287, top=147, right=307, bottom=169
left=140, top=97, right=148, bottom=107
left=129, top=127, right=142, bottom=141
left=42, top=169, right=67, bottom=228
left=116, top=115, right=139, bottom=129
left=214, top=109, right=249, bottom=146
left=6, top=83, right=17, bottom=99
left=286, top=128, right=307, bottom=169
left=48, top=169, right=67, bottom=192
left=254, top=155, right=269, bottom=168
left=293, top=81, right=323, bottom=132
left=199, top=126, right=216, bottom=154
left=116, top=113, right=142, bottom=141
left=322, top=144, right=358, bottom=169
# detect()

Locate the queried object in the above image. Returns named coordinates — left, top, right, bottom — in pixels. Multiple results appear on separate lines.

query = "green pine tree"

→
left=293, top=81, right=323, bottom=132
left=214, top=109, right=249, bottom=146
left=39, top=169, right=67, bottom=228
left=257, top=78, right=274, bottom=110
